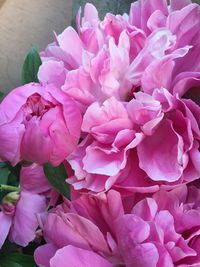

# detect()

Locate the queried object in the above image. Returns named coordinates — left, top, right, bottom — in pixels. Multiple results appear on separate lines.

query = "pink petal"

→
left=57, top=27, right=83, bottom=67
left=43, top=213, right=89, bottom=249
left=170, top=0, right=192, bottom=11
left=34, top=244, right=57, bottom=267
left=83, top=142, right=124, bottom=176
left=50, top=246, right=112, bottom=267
left=38, top=60, right=66, bottom=87
left=0, top=212, right=12, bottom=249
left=20, top=164, right=51, bottom=194
left=137, top=119, right=183, bottom=182
left=62, top=213, right=110, bottom=253
left=10, top=191, right=46, bottom=246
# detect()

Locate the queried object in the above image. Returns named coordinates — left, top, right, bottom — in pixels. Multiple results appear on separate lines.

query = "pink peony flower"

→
left=67, top=96, right=149, bottom=193
left=0, top=83, right=82, bottom=166
left=67, top=89, right=200, bottom=193
left=35, top=187, right=200, bottom=266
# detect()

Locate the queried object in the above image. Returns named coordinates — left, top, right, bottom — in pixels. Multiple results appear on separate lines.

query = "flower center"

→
left=25, top=93, right=55, bottom=120
left=125, top=85, right=140, bottom=101
left=183, top=87, right=200, bottom=106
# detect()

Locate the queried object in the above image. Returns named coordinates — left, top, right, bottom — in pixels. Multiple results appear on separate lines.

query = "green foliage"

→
left=0, top=163, right=20, bottom=202
left=21, top=47, right=42, bottom=84
left=0, top=92, right=4, bottom=102
left=44, top=163, right=70, bottom=198
left=0, top=253, right=36, bottom=267
left=0, top=167, right=10, bottom=185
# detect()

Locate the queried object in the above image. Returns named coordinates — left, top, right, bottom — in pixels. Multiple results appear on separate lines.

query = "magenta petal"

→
left=20, top=164, right=50, bottom=194
left=34, top=244, right=57, bottom=267
left=167, top=4, right=200, bottom=48
left=137, top=119, right=183, bottom=182
left=21, top=119, right=52, bottom=165
left=50, top=245, right=112, bottom=267
left=117, top=214, right=158, bottom=267
left=83, top=143, right=124, bottom=176
left=64, top=213, right=110, bottom=253
left=0, top=212, right=12, bottom=249
left=170, top=0, right=192, bottom=11
left=10, top=191, right=46, bottom=246
left=43, top=213, right=89, bottom=249
left=0, top=83, right=42, bottom=124
left=0, top=121, right=24, bottom=165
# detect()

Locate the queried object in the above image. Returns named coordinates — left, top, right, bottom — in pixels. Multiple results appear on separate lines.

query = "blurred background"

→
left=0, top=0, right=73, bottom=93
left=0, top=0, right=199, bottom=93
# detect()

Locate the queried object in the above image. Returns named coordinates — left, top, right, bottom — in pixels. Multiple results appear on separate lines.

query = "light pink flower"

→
left=39, top=4, right=141, bottom=108
left=39, top=1, right=200, bottom=109
left=128, top=1, right=200, bottom=101
left=0, top=83, right=82, bottom=166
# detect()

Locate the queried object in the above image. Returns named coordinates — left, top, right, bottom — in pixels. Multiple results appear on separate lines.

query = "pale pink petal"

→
left=57, top=27, right=83, bottom=67
left=38, top=60, right=66, bottom=87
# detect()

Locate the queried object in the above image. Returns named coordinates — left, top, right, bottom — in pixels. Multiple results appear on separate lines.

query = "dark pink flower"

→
left=67, top=89, right=200, bottom=193
left=0, top=83, right=82, bottom=166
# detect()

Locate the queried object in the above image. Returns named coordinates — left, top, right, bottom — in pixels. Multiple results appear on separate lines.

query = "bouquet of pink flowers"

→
left=1, top=0, right=200, bottom=266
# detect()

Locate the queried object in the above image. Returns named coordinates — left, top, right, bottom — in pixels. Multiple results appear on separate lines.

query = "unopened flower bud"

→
left=2, top=192, right=20, bottom=205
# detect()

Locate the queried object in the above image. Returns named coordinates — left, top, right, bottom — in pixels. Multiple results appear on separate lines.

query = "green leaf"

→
left=0, top=253, right=36, bottom=267
left=0, top=162, right=7, bottom=168
left=0, top=167, right=11, bottom=184
left=0, top=240, right=19, bottom=256
left=0, top=261, right=21, bottom=267
left=44, top=163, right=70, bottom=198
left=0, top=91, right=4, bottom=102
left=0, top=166, right=11, bottom=201
left=71, top=0, right=133, bottom=26
left=21, top=47, right=42, bottom=84
left=5, top=163, right=21, bottom=187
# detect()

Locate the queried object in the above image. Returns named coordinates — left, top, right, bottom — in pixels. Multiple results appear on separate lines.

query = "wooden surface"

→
left=0, top=0, right=72, bottom=93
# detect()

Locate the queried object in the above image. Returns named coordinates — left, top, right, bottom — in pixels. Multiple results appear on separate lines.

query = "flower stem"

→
left=0, top=184, right=20, bottom=192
